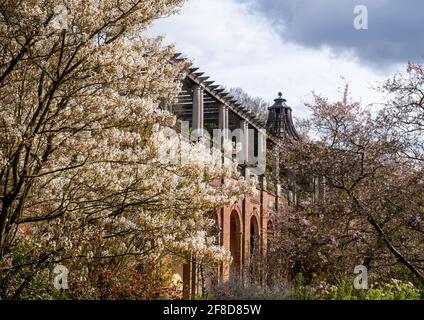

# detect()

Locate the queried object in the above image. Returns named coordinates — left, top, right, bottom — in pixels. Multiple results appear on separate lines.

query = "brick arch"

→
left=249, top=214, right=261, bottom=282
left=229, top=209, right=242, bottom=279
left=229, top=207, right=242, bottom=230
left=267, top=218, right=275, bottom=236
left=250, top=214, right=260, bottom=256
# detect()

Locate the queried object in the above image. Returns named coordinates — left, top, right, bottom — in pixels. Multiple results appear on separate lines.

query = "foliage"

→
left=229, top=87, right=269, bottom=122
left=209, top=279, right=292, bottom=300
left=293, top=276, right=422, bottom=300
left=274, top=80, right=424, bottom=286
left=0, top=0, right=254, bottom=299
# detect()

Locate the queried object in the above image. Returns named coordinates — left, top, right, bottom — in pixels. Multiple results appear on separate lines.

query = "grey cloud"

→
left=252, top=0, right=424, bottom=67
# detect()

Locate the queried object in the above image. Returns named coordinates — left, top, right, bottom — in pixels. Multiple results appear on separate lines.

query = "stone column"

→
left=272, top=145, right=280, bottom=191
left=313, top=176, right=326, bottom=204
left=192, top=85, right=204, bottom=140
left=219, top=104, right=232, bottom=167
left=318, top=176, right=326, bottom=203
left=241, top=120, right=249, bottom=178
left=218, top=104, right=229, bottom=142
left=271, top=145, right=281, bottom=210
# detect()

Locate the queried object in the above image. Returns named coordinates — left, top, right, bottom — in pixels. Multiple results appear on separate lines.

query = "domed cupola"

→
left=266, top=92, right=299, bottom=140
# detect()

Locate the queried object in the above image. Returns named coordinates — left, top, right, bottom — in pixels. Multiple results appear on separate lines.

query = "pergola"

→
left=167, top=53, right=300, bottom=196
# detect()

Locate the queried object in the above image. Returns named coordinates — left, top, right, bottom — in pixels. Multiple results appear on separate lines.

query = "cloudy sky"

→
left=148, top=0, right=424, bottom=119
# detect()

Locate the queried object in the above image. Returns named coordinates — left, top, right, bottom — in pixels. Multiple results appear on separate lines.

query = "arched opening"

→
left=249, top=216, right=260, bottom=282
left=229, top=210, right=241, bottom=279
left=250, top=216, right=260, bottom=257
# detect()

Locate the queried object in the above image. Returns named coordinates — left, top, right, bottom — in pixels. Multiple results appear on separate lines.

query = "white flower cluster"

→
left=1, top=0, right=252, bottom=277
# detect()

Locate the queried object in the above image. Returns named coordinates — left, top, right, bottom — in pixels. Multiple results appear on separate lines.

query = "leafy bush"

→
left=293, top=276, right=423, bottom=300
left=209, top=279, right=292, bottom=300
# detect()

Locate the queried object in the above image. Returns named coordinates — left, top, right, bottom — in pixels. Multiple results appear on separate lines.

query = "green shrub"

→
left=293, top=276, right=422, bottom=300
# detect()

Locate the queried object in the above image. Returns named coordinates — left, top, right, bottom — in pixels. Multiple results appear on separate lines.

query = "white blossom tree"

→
left=0, top=0, right=253, bottom=299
